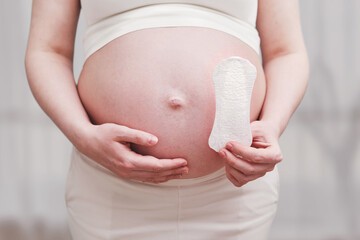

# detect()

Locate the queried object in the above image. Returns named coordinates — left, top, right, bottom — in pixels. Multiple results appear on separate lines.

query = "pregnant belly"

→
left=77, top=27, right=266, bottom=178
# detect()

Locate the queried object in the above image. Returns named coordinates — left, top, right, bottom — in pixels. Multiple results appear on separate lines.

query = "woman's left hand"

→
left=219, top=120, right=283, bottom=187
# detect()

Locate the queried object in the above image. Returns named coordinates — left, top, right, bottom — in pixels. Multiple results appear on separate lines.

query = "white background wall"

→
left=0, top=0, right=359, bottom=239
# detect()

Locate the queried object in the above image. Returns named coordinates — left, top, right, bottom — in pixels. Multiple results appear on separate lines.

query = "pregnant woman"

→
left=25, top=0, right=308, bottom=239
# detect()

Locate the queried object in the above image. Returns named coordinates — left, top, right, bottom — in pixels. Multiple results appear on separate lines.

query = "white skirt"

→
left=65, top=147, right=279, bottom=240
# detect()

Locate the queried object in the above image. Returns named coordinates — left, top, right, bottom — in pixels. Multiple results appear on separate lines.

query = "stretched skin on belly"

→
left=77, top=27, right=266, bottom=178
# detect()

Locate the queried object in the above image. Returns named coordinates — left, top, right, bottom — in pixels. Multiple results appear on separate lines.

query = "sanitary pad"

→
left=208, top=56, right=257, bottom=152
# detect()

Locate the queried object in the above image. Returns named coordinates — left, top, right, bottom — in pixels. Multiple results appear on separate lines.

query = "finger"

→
left=123, top=151, right=188, bottom=172
left=226, top=165, right=265, bottom=185
left=134, top=156, right=188, bottom=172
left=110, top=162, right=187, bottom=183
left=111, top=155, right=188, bottom=182
left=226, top=168, right=246, bottom=187
left=251, top=141, right=271, bottom=148
left=113, top=125, right=158, bottom=146
left=225, top=142, right=283, bottom=164
left=221, top=149, right=274, bottom=176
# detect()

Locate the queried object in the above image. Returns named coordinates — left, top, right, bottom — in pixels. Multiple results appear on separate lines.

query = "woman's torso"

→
left=77, top=2, right=265, bottom=178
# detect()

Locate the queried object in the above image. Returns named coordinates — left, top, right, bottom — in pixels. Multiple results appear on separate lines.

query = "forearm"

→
left=25, top=51, right=91, bottom=148
left=259, top=51, right=309, bottom=137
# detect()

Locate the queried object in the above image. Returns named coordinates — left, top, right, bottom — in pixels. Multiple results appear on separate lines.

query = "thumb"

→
left=113, top=125, right=158, bottom=146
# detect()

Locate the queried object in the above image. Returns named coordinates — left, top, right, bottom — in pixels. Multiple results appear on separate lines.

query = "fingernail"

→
left=180, top=160, right=188, bottom=166
left=182, top=168, right=189, bottom=174
left=148, top=136, right=158, bottom=144
left=226, top=143, right=233, bottom=150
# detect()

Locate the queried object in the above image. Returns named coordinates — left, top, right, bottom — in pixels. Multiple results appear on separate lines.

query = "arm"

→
left=25, top=0, right=88, bottom=146
left=257, top=0, right=309, bottom=137
left=220, top=0, right=309, bottom=187
left=25, top=0, right=188, bottom=183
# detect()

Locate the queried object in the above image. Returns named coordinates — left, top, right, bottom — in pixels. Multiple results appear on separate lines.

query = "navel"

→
left=167, top=96, right=186, bottom=109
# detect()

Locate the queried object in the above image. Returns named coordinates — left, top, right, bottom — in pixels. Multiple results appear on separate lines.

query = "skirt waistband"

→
left=73, top=147, right=227, bottom=187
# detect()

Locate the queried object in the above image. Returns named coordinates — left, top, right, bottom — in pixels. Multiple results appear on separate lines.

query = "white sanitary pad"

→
left=208, top=56, right=257, bottom=152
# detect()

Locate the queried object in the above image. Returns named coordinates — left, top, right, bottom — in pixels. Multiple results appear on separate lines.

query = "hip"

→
left=65, top=147, right=279, bottom=239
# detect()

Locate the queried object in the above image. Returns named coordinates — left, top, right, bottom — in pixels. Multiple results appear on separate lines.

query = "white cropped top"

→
left=80, top=0, right=260, bottom=59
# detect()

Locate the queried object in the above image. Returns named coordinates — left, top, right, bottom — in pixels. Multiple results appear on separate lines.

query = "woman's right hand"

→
left=75, top=123, right=189, bottom=183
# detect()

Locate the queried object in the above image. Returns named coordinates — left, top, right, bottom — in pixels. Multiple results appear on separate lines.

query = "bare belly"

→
left=77, top=27, right=266, bottom=178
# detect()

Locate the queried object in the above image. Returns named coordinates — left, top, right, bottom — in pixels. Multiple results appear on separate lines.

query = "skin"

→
left=220, top=0, right=309, bottom=187
left=76, top=26, right=266, bottom=179
left=25, top=0, right=308, bottom=186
